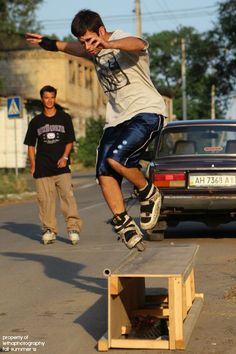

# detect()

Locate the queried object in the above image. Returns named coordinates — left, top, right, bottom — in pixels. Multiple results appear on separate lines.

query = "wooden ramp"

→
left=98, top=244, right=204, bottom=351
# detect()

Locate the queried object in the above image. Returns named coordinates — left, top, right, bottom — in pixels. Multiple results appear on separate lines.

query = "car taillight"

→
left=152, top=172, right=186, bottom=188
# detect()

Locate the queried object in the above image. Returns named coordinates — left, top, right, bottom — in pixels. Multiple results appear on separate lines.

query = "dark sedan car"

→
left=145, top=119, right=236, bottom=240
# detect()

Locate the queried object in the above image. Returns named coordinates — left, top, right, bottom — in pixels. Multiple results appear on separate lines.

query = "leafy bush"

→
left=76, top=117, right=105, bottom=167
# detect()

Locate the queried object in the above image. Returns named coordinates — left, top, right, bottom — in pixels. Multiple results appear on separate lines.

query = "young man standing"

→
left=26, top=9, right=166, bottom=251
left=24, top=85, right=82, bottom=245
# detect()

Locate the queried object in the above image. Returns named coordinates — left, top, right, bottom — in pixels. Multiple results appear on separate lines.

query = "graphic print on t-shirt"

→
left=95, top=52, right=130, bottom=93
left=37, top=124, right=65, bottom=144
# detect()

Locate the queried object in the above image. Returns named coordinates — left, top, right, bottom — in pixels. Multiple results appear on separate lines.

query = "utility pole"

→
left=211, top=84, right=216, bottom=119
left=135, top=0, right=142, bottom=37
left=181, top=38, right=187, bottom=120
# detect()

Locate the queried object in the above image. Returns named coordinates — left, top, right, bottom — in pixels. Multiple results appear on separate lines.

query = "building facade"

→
left=0, top=48, right=173, bottom=169
left=0, top=49, right=107, bottom=137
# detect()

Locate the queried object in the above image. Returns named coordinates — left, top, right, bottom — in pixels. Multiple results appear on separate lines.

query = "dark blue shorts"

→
left=96, top=113, right=164, bottom=183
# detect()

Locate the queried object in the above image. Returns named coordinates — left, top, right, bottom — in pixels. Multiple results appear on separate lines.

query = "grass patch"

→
left=0, top=163, right=92, bottom=197
left=0, top=171, right=29, bottom=195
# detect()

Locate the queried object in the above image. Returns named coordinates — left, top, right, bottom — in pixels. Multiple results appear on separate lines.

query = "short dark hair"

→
left=40, top=85, right=57, bottom=98
left=71, top=9, right=105, bottom=38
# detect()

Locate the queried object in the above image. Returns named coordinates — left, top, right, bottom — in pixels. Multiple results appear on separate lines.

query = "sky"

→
left=36, top=0, right=219, bottom=39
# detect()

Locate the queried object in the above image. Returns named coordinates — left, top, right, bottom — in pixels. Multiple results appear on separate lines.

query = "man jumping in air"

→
left=26, top=9, right=166, bottom=251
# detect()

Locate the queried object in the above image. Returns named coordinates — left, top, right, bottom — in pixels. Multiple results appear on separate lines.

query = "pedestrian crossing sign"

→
left=7, top=96, right=22, bottom=118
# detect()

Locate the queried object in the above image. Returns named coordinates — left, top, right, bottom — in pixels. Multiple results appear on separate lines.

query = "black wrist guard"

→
left=39, top=37, right=58, bottom=51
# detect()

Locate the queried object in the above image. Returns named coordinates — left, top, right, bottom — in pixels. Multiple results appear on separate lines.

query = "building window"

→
left=85, top=66, right=92, bottom=89
left=69, top=60, right=75, bottom=84
left=78, top=63, right=83, bottom=87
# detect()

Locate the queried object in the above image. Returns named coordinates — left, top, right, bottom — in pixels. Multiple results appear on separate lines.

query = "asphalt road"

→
left=0, top=172, right=236, bottom=354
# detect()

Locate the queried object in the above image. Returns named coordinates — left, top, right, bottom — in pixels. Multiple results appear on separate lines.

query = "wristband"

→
left=39, top=37, right=58, bottom=52
left=63, top=156, right=69, bottom=160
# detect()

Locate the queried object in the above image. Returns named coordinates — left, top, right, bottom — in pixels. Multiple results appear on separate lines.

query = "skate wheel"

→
left=135, top=241, right=146, bottom=252
left=43, top=239, right=55, bottom=245
left=71, top=240, right=78, bottom=245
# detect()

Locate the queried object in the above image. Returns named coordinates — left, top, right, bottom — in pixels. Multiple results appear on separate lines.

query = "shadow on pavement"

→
left=74, top=294, right=107, bottom=342
left=0, top=222, right=76, bottom=244
left=0, top=222, right=41, bottom=241
left=164, top=221, right=236, bottom=239
left=1, top=252, right=106, bottom=295
left=1, top=252, right=107, bottom=340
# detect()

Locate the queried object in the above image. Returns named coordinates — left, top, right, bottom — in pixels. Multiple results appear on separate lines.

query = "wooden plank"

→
left=132, top=307, right=169, bottom=317
left=98, top=332, right=109, bottom=352
left=185, top=270, right=194, bottom=311
left=168, top=276, right=183, bottom=349
left=108, top=277, right=145, bottom=344
left=109, top=277, right=123, bottom=295
left=110, top=338, right=169, bottom=349
left=182, top=281, right=188, bottom=320
left=190, top=269, right=196, bottom=301
left=180, top=295, right=204, bottom=349
left=121, top=325, right=132, bottom=335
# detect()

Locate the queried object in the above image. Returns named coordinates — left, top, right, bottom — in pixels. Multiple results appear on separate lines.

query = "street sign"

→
left=7, top=96, right=22, bottom=118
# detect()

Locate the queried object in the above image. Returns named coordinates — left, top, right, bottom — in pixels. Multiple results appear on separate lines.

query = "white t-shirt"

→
left=94, top=29, right=167, bottom=128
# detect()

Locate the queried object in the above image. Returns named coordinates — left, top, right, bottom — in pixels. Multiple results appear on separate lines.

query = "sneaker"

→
left=139, top=183, right=161, bottom=230
left=111, top=211, right=144, bottom=250
left=42, top=229, right=56, bottom=245
left=68, top=230, right=80, bottom=245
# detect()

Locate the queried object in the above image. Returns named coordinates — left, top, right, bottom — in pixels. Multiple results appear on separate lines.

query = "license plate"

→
left=189, top=174, right=236, bottom=187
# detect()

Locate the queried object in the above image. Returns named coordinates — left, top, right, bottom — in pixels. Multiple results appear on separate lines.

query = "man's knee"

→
left=98, top=175, right=111, bottom=186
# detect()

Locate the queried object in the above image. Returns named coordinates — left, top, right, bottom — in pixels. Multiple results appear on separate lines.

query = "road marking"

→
left=77, top=183, right=96, bottom=189
left=80, top=201, right=106, bottom=211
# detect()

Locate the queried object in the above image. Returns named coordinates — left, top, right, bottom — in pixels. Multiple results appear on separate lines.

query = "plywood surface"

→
left=111, top=244, right=199, bottom=279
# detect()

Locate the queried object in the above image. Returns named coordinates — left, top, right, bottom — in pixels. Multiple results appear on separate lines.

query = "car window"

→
left=157, top=125, right=236, bottom=157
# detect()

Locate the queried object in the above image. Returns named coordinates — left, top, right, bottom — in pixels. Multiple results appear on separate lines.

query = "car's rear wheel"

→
left=146, top=220, right=167, bottom=241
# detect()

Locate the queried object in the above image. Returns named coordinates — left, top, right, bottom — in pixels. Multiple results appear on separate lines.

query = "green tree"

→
left=0, top=0, right=43, bottom=50
left=145, top=26, right=222, bottom=119
left=211, top=0, right=236, bottom=97
left=63, top=34, right=77, bottom=42
left=77, top=117, right=105, bottom=167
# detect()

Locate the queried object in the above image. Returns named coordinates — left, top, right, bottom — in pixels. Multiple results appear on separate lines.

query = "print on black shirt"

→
left=24, top=110, right=75, bottom=179
left=37, top=123, right=66, bottom=145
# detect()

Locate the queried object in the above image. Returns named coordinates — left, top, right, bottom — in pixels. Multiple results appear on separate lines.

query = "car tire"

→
left=146, top=229, right=165, bottom=241
left=146, top=220, right=167, bottom=241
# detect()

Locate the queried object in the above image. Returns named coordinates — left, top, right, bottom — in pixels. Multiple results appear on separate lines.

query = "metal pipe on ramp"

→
left=103, top=248, right=140, bottom=277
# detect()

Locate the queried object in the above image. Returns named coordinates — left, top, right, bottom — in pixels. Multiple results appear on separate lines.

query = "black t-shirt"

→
left=24, top=110, right=76, bottom=178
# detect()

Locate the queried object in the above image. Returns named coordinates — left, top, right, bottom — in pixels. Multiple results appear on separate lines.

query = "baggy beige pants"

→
left=35, top=173, right=82, bottom=235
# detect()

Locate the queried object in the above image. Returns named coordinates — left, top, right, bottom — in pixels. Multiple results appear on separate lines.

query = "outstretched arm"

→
left=82, top=33, right=147, bottom=53
left=103, top=36, right=146, bottom=51
left=25, top=32, right=91, bottom=58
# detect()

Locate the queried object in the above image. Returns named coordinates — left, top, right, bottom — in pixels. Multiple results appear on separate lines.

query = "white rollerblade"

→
left=42, top=229, right=56, bottom=245
left=68, top=230, right=80, bottom=245
left=139, top=183, right=162, bottom=230
left=111, top=212, right=145, bottom=252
